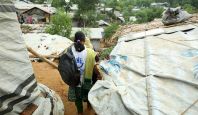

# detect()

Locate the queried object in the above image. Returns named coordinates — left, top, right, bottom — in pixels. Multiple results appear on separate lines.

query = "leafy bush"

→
left=99, top=46, right=115, bottom=60
left=51, top=0, right=65, bottom=8
left=135, top=7, right=164, bottom=23
left=104, top=23, right=119, bottom=40
left=183, top=4, right=196, bottom=13
left=96, top=14, right=108, bottom=21
left=83, top=10, right=98, bottom=27
left=45, top=10, right=72, bottom=38
left=74, top=10, right=99, bottom=27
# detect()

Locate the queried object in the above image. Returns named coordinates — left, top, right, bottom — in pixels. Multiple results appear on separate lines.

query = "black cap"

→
left=74, top=31, right=85, bottom=42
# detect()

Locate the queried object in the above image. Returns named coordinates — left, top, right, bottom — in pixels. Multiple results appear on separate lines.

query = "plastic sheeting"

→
left=23, top=33, right=73, bottom=56
left=89, top=25, right=198, bottom=115
left=33, top=84, right=64, bottom=115
left=0, top=4, right=64, bottom=115
left=162, top=7, right=192, bottom=25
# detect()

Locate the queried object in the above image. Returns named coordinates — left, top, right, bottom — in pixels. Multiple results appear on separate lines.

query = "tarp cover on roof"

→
left=89, top=25, right=198, bottom=115
left=23, top=33, right=73, bottom=56
left=0, top=3, right=64, bottom=115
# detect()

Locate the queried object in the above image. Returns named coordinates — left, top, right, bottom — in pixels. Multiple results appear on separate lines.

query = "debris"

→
left=27, top=46, right=58, bottom=69
left=162, top=7, right=192, bottom=25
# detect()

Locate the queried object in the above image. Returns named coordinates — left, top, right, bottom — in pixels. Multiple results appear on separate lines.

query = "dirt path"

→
left=32, top=62, right=95, bottom=115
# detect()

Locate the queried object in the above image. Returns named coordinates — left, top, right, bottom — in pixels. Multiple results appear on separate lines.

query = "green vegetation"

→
left=75, top=10, right=98, bottom=27
left=51, top=0, right=66, bottom=8
left=77, top=0, right=99, bottom=11
left=99, top=46, right=115, bottom=60
left=31, top=0, right=198, bottom=27
left=100, top=0, right=198, bottom=24
left=104, top=23, right=119, bottom=40
left=135, top=7, right=164, bottom=23
left=183, top=4, right=197, bottom=13
left=31, top=0, right=198, bottom=25
left=73, top=0, right=99, bottom=27
left=45, top=9, right=72, bottom=38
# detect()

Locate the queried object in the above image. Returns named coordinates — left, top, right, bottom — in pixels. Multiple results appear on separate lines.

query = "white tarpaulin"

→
left=0, top=3, right=64, bottom=115
left=89, top=24, right=198, bottom=115
left=23, top=33, right=73, bottom=56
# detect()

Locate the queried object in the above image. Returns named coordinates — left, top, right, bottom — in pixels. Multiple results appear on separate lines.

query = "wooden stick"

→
left=27, top=46, right=58, bottom=69
left=29, top=54, right=59, bottom=59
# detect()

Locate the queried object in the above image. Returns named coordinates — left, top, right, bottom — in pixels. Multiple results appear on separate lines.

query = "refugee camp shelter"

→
left=23, top=33, right=73, bottom=56
left=99, top=7, right=113, bottom=14
left=151, top=2, right=169, bottom=8
left=97, top=20, right=110, bottom=27
left=14, top=1, right=56, bottom=14
left=22, top=7, right=53, bottom=24
left=114, top=10, right=125, bottom=23
left=89, top=24, right=198, bottom=115
left=14, top=0, right=34, bottom=13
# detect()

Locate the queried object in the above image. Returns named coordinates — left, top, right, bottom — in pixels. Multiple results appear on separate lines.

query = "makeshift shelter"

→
left=0, top=2, right=64, bottom=115
left=97, top=20, right=110, bottom=27
left=89, top=24, right=198, bottom=115
left=150, top=2, right=169, bottom=8
left=14, top=1, right=56, bottom=14
left=22, top=7, right=52, bottom=24
left=23, top=33, right=73, bottom=56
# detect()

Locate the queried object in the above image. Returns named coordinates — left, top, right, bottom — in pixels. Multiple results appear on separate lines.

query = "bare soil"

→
left=32, top=62, right=95, bottom=115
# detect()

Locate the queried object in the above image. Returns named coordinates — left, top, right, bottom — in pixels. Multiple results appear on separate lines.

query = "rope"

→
left=181, top=99, right=198, bottom=115
left=144, top=22, right=152, bottom=115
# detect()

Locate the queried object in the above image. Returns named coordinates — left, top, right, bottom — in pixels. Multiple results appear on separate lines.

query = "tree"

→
left=78, top=0, right=99, bottom=12
left=105, top=0, right=119, bottom=14
left=45, top=9, right=72, bottom=38
left=191, top=0, right=198, bottom=9
left=70, top=0, right=78, bottom=4
left=135, top=0, right=152, bottom=7
left=74, top=0, right=99, bottom=27
left=183, top=4, right=196, bottom=13
left=51, top=0, right=66, bottom=8
left=135, top=8, right=164, bottom=23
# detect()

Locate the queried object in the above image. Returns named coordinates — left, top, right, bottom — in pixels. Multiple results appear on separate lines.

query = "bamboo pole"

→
left=29, top=55, right=59, bottom=59
left=27, top=46, right=58, bottom=69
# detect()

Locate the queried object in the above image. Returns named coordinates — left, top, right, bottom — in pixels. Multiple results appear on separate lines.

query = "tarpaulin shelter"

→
left=23, top=33, right=73, bottom=56
left=89, top=24, right=198, bottom=115
left=0, top=2, right=64, bottom=114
